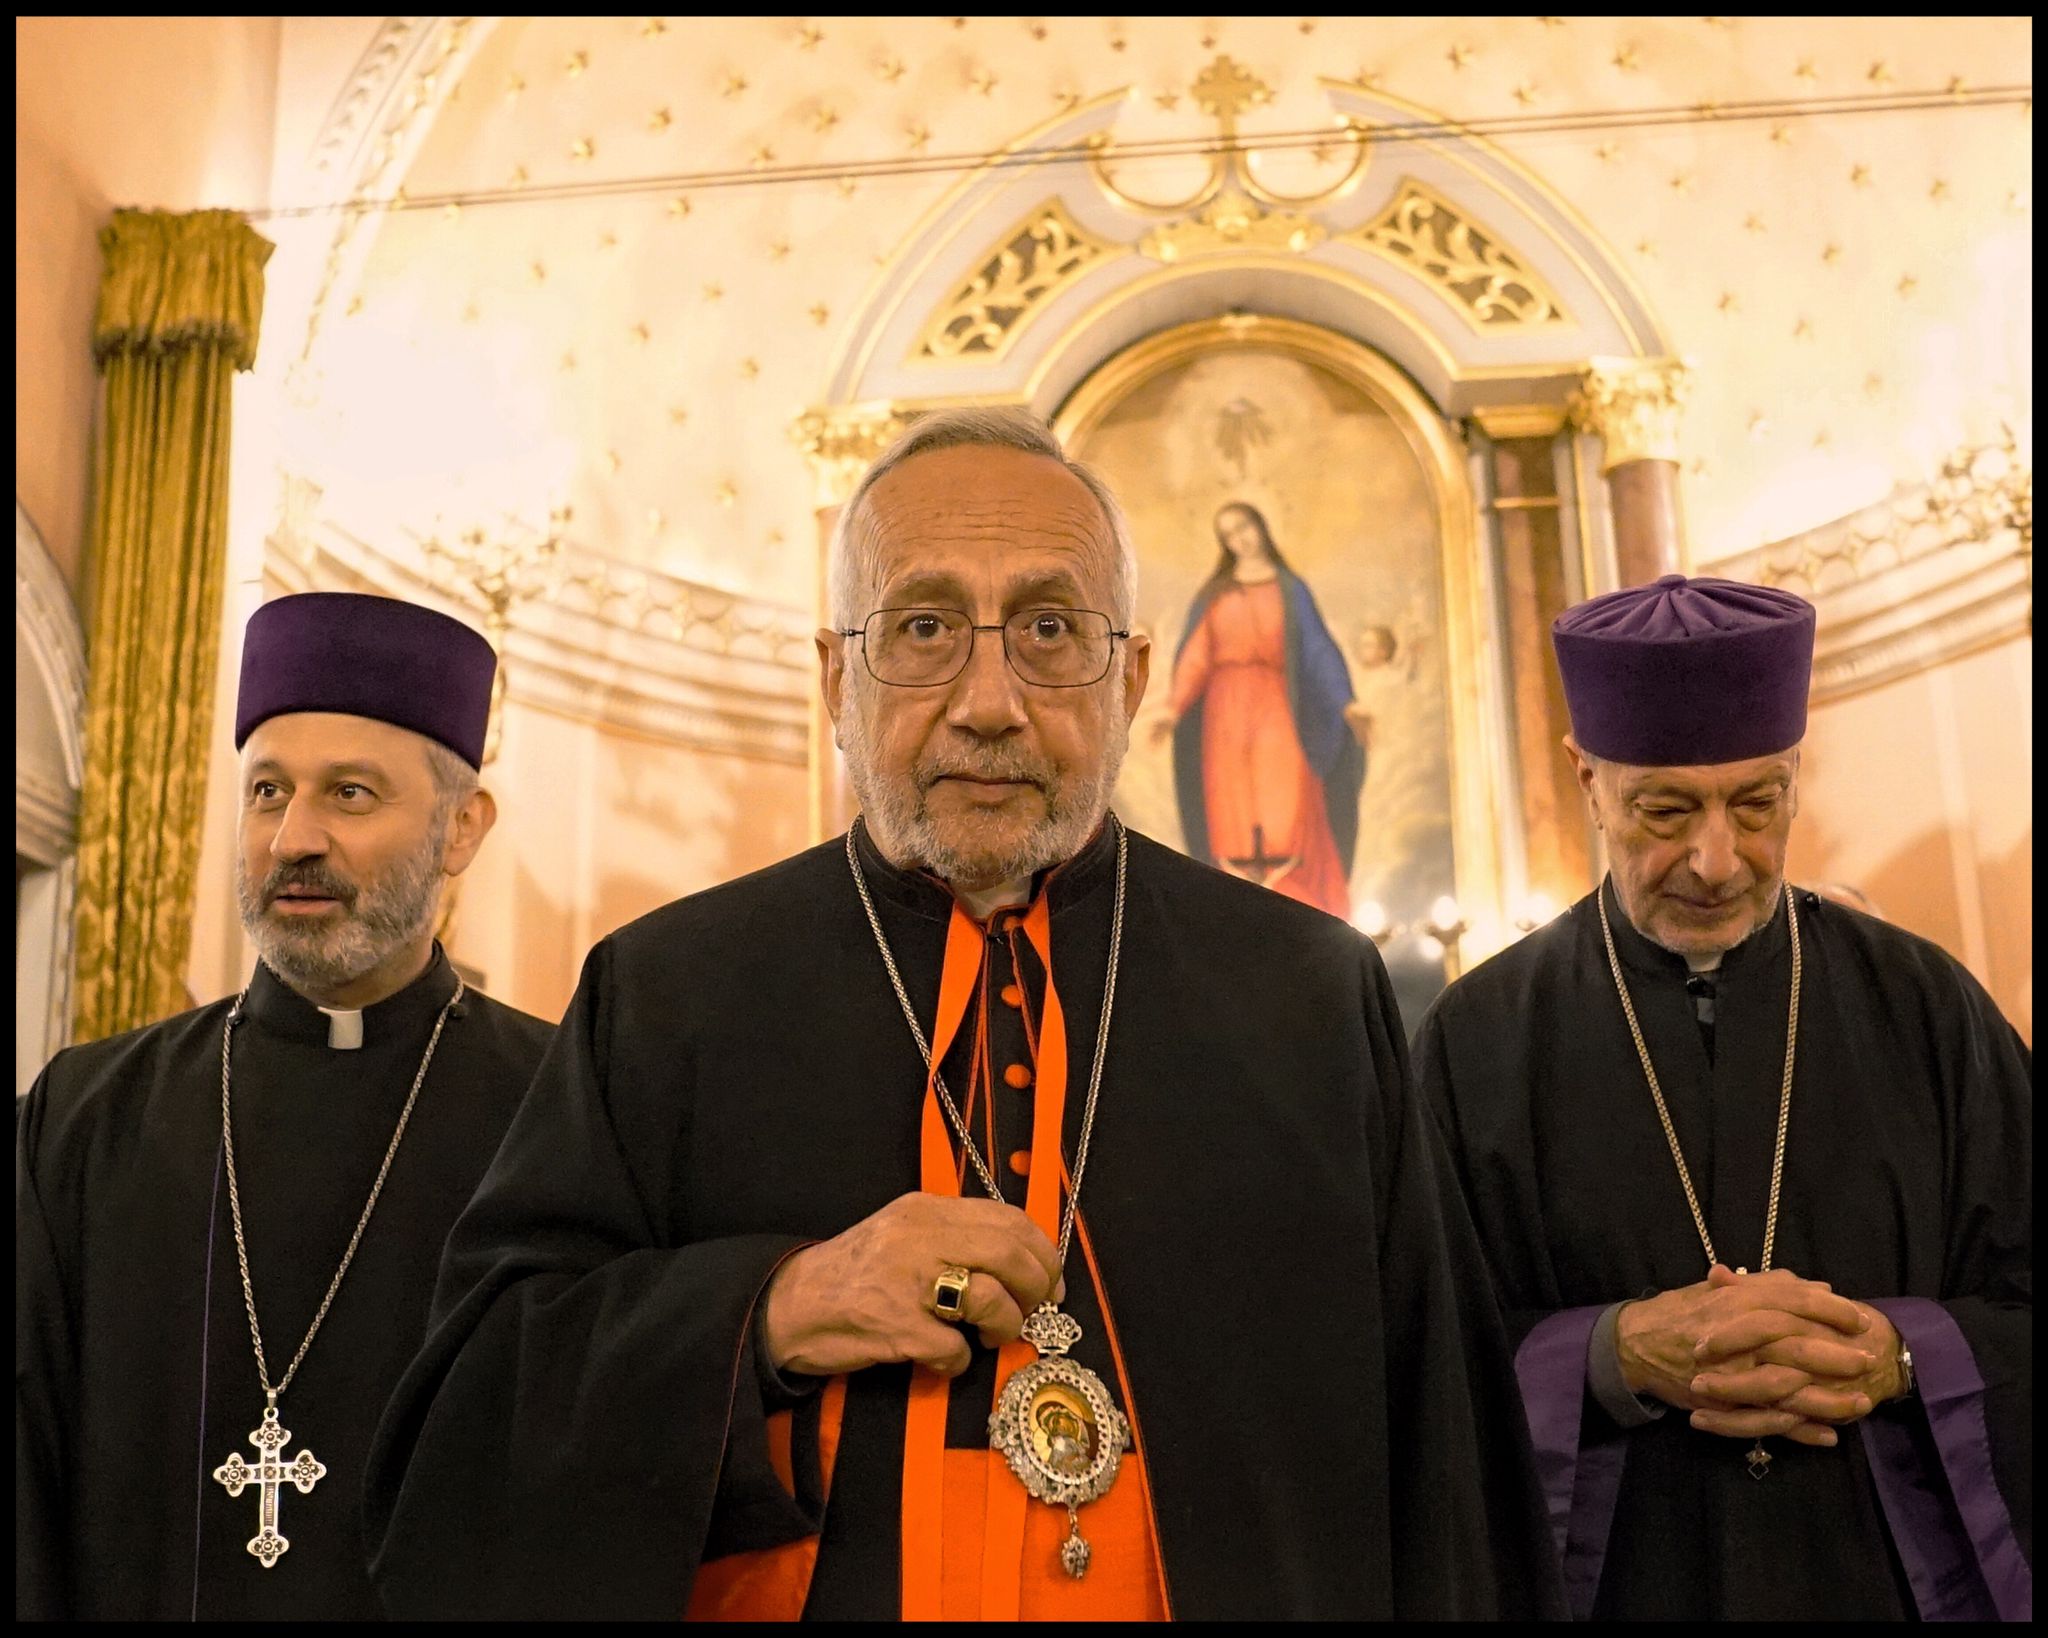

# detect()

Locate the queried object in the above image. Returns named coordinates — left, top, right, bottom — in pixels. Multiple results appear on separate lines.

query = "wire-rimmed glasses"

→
left=839, top=607, right=1129, bottom=688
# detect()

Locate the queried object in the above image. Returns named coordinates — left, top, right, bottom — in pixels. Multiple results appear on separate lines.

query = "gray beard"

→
left=237, top=827, right=448, bottom=997
left=840, top=679, right=1128, bottom=891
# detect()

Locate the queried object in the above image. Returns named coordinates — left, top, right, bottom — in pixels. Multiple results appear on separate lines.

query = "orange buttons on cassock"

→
left=1002, top=1062, right=1033, bottom=1089
left=1008, top=1149, right=1032, bottom=1177
left=1000, top=983, right=1023, bottom=1009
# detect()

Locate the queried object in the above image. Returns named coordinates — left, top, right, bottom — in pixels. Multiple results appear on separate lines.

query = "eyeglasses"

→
left=838, top=607, right=1130, bottom=688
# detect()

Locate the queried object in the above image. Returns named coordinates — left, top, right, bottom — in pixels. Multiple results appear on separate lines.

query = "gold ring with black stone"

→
left=930, top=1263, right=972, bottom=1323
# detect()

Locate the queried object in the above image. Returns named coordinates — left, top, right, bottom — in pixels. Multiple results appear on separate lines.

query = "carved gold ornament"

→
left=915, top=201, right=1114, bottom=364
left=1139, top=187, right=1324, bottom=261
left=1343, top=181, right=1567, bottom=332
left=1567, top=357, right=1691, bottom=471
left=789, top=402, right=923, bottom=507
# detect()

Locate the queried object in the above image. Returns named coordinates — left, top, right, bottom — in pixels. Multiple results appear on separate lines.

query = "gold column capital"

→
left=789, top=401, right=921, bottom=509
left=1568, top=356, right=1691, bottom=473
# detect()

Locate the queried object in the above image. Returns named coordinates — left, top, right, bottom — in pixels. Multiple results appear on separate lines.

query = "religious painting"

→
left=1060, top=319, right=1470, bottom=1027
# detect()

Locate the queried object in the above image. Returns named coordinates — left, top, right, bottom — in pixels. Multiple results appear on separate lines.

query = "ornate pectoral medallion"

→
left=987, top=1306, right=1131, bottom=1578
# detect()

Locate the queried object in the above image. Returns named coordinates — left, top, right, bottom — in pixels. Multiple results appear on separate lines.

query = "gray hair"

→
left=827, top=406, right=1138, bottom=629
left=422, top=737, right=480, bottom=820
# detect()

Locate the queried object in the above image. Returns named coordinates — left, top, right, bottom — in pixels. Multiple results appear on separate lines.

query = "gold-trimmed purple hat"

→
left=1551, top=574, right=1816, bottom=766
left=235, top=592, right=497, bottom=768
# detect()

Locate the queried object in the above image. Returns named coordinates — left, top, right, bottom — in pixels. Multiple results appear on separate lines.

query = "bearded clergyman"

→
left=363, top=409, right=1564, bottom=1620
left=16, top=593, right=553, bottom=1621
left=1416, top=575, right=2032, bottom=1621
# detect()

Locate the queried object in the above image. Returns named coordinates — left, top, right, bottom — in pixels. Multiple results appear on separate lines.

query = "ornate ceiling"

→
left=278, top=15, right=2032, bottom=617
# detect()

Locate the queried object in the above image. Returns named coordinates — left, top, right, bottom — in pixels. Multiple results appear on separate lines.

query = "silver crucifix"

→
left=212, top=1405, right=326, bottom=1567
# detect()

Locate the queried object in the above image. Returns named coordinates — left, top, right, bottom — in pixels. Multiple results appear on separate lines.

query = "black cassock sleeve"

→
left=1362, top=954, right=1566, bottom=1620
left=1936, top=974, right=2031, bottom=1562
left=363, top=941, right=814, bottom=1620
left=16, top=1082, right=73, bottom=1623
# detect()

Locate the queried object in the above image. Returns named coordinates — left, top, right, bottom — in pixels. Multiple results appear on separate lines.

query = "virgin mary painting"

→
left=1151, top=501, right=1366, bottom=918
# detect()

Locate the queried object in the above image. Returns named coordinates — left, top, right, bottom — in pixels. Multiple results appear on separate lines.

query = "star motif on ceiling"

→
left=1669, top=171, right=1694, bottom=194
left=1747, top=410, right=1770, bottom=438
left=649, top=107, right=672, bottom=131
left=1200, top=28, right=1219, bottom=49
left=812, top=105, right=840, bottom=133
left=750, top=144, right=776, bottom=168
left=669, top=405, right=689, bottom=426
left=1155, top=90, right=1181, bottom=111
left=1513, top=82, right=1539, bottom=106
left=969, top=65, right=998, bottom=95
left=1696, top=98, right=1722, bottom=119
left=906, top=121, right=933, bottom=151
left=1448, top=42, right=1474, bottom=69
left=1717, top=291, right=1740, bottom=314
left=1928, top=179, right=1950, bottom=202
left=1896, top=274, right=1918, bottom=297
left=1812, top=429, right=1833, bottom=449
left=1867, top=60, right=1894, bottom=85
left=1947, top=75, right=1969, bottom=97
left=642, top=17, right=667, bottom=37
left=1299, top=18, right=1318, bottom=34
left=1862, top=373, right=1885, bottom=398
left=1849, top=164, right=1871, bottom=187
left=1634, top=238, right=1657, bottom=257
left=1612, top=43, right=1641, bottom=72
left=876, top=55, right=905, bottom=81
left=1743, top=213, right=1766, bottom=233
left=599, top=231, right=618, bottom=251
left=809, top=303, right=830, bottom=326
left=509, top=165, right=530, bottom=189
left=565, top=51, right=588, bottom=78
left=569, top=137, right=594, bottom=161
left=795, top=23, right=824, bottom=51
left=1355, top=67, right=1385, bottom=89
left=506, top=73, right=526, bottom=98
left=530, top=261, right=547, bottom=284
left=738, top=358, right=760, bottom=380
left=461, top=300, right=479, bottom=323
left=605, top=450, right=622, bottom=476
left=1595, top=141, right=1621, bottom=162
left=1792, top=316, right=1814, bottom=339
left=721, top=72, right=748, bottom=99
left=1028, top=20, right=1049, bottom=40
left=629, top=323, right=650, bottom=345
left=668, top=194, right=692, bottom=217
left=559, top=351, right=577, bottom=372
left=837, top=176, right=859, bottom=198
left=769, top=238, right=792, bottom=260
left=716, top=479, right=739, bottom=505
left=1794, top=59, right=1818, bottom=83
left=1108, top=30, right=1127, bottom=52
left=1821, top=242, right=1842, bottom=265
left=1538, top=16, right=1565, bottom=26
left=1770, top=123, right=1793, bottom=146
left=702, top=282, right=724, bottom=302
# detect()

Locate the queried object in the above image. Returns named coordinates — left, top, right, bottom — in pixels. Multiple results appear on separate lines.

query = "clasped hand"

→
left=1616, top=1264, right=1902, bottom=1448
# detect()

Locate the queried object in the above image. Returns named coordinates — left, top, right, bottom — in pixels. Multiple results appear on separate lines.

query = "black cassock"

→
left=1416, top=881, right=2033, bottom=1621
left=15, top=950, right=551, bottom=1622
left=364, top=824, right=1564, bottom=1620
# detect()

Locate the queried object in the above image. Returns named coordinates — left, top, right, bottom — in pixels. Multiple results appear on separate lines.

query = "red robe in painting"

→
left=1167, top=578, right=1352, bottom=918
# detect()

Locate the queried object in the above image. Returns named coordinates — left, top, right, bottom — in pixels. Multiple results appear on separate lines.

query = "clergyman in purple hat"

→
left=1414, top=573, right=2032, bottom=1622
left=17, top=591, right=554, bottom=1622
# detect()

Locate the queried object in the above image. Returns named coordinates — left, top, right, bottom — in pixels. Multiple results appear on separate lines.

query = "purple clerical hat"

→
left=1552, top=574, right=1815, bottom=766
left=235, top=592, right=497, bottom=768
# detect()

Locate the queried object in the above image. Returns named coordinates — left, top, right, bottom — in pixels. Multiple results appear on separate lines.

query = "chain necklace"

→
left=209, top=975, right=465, bottom=1567
left=847, top=815, right=1129, bottom=1578
left=1597, top=883, right=1800, bottom=1479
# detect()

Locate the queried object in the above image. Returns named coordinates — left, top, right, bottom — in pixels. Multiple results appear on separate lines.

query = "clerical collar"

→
left=241, top=945, right=462, bottom=1049
left=1598, top=875, right=1790, bottom=985
left=850, top=814, right=1120, bottom=925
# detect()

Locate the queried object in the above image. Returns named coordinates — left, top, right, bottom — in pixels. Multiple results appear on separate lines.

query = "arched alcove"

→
left=16, top=501, right=87, bottom=1094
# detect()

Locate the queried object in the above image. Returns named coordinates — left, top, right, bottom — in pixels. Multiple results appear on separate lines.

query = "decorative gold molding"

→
left=1342, top=179, right=1567, bottom=333
left=789, top=401, right=924, bottom=508
left=1471, top=403, right=1569, bottom=440
left=1138, top=187, right=1325, bottom=262
left=1710, top=432, right=2031, bottom=704
left=1567, top=356, right=1691, bottom=471
left=913, top=199, right=1114, bottom=365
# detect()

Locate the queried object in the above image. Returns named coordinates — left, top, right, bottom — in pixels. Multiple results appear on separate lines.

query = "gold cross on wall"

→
left=1191, top=55, right=1273, bottom=137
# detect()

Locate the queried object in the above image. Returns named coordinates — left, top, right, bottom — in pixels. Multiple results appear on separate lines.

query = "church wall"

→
left=448, top=704, right=811, bottom=1023
left=1788, top=632, right=2032, bottom=1041
left=13, top=15, right=281, bottom=600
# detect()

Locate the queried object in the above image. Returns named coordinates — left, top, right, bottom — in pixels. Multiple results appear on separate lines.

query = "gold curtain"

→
left=70, top=209, right=273, bottom=1041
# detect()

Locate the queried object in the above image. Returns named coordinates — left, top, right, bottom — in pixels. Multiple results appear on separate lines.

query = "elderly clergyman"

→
left=1416, top=575, right=2032, bottom=1621
left=16, top=593, right=553, bottom=1621
left=364, top=408, right=1562, bottom=1620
